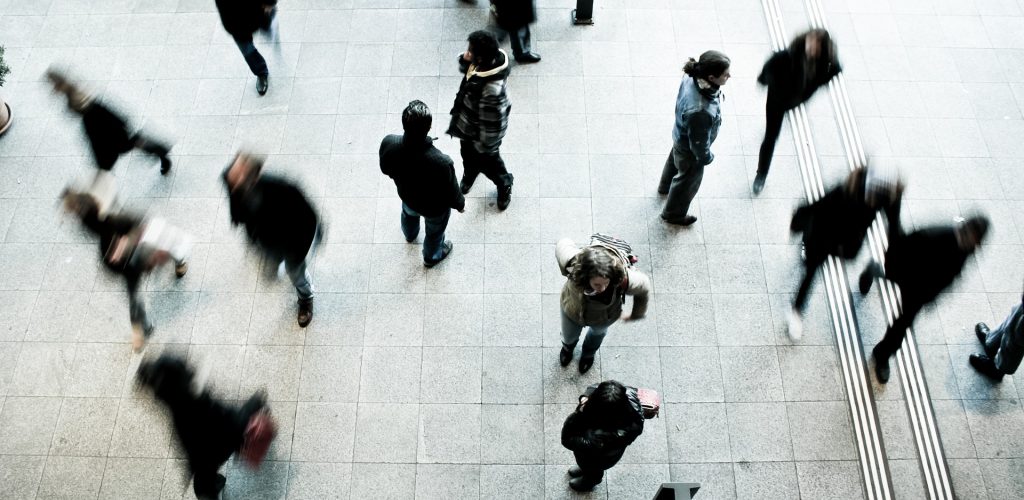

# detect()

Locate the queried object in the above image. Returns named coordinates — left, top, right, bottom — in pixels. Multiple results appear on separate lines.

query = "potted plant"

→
left=0, top=45, right=11, bottom=135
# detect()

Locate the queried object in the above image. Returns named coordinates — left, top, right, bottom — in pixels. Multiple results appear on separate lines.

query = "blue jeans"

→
left=401, top=204, right=450, bottom=262
left=985, top=303, right=1024, bottom=374
left=561, top=311, right=616, bottom=358
left=234, top=37, right=269, bottom=77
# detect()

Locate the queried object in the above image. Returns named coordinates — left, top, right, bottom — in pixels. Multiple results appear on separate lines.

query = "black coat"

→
left=758, top=47, right=841, bottom=111
left=561, top=390, right=645, bottom=471
left=82, top=102, right=134, bottom=171
left=492, top=0, right=536, bottom=30
left=379, top=134, right=465, bottom=217
left=884, top=226, right=972, bottom=303
left=79, top=208, right=147, bottom=290
left=215, top=0, right=277, bottom=39
left=791, top=175, right=901, bottom=261
left=223, top=172, right=319, bottom=263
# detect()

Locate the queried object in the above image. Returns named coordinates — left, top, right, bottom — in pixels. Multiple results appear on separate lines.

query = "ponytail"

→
left=682, top=50, right=731, bottom=79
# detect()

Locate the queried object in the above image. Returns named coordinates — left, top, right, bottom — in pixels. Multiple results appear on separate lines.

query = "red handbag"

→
left=240, top=409, right=278, bottom=468
left=637, top=388, right=661, bottom=419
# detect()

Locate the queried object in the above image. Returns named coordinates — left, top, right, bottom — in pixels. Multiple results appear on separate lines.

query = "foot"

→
left=578, top=356, right=594, bottom=374
left=257, top=75, right=269, bottom=96
left=160, top=157, right=172, bottom=175
left=657, top=187, right=669, bottom=195
left=873, top=346, right=890, bottom=384
left=559, top=346, right=574, bottom=367
left=131, top=323, right=153, bottom=352
left=859, top=263, right=880, bottom=295
left=175, top=261, right=188, bottom=278
left=424, top=241, right=454, bottom=268
left=752, top=172, right=767, bottom=195
left=567, top=466, right=584, bottom=478
left=514, top=51, right=542, bottom=63
left=569, top=477, right=600, bottom=492
left=786, top=308, right=803, bottom=341
left=297, top=299, right=313, bottom=328
left=969, top=354, right=1004, bottom=381
left=661, top=214, right=697, bottom=226
left=975, top=322, right=990, bottom=344
left=459, top=175, right=476, bottom=195
left=497, top=184, right=512, bottom=211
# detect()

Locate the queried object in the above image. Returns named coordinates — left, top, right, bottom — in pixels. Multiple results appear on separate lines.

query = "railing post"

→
left=572, top=0, right=594, bottom=25
left=652, top=482, right=701, bottom=500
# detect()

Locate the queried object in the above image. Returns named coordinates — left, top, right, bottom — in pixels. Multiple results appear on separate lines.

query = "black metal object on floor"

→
left=572, top=0, right=594, bottom=25
left=653, top=483, right=701, bottom=500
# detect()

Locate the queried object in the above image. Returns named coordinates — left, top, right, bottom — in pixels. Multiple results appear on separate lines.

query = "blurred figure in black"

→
left=861, top=216, right=990, bottom=383
left=561, top=380, right=645, bottom=492
left=970, top=282, right=1024, bottom=381
left=490, top=0, right=541, bottom=63
left=215, top=0, right=279, bottom=95
left=753, top=29, right=841, bottom=194
left=137, top=353, right=275, bottom=500
left=222, top=152, right=320, bottom=327
left=380, top=100, right=465, bottom=267
left=62, top=189, right=191, bottom=350
left=47, top=69, right=172, bottom=175
left=787, top=166, right=902, bottom=340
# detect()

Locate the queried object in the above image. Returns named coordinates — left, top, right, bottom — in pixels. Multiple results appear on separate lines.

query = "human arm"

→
left=687, top=111, right=715, bottom=166
left=446, top=155, right=466, bottom=212
left=622, top=269, right=651, bottom=320
left=476, top=83, right=510, bottom=153
left=555, top=238, right=580, bottom=276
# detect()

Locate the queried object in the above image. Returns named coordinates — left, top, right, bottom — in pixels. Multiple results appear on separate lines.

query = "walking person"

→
left=222, top=152, right=321, bottom=327
left=380, top=100, right=465, bottom=267
left=561, top=380, right=645, bottom=492
left=753, top=29, right=841, bottom=194
left=137, top=354, right=276, bottom=500
left=787, top=166, right=902, bottom=339
left=556, top=236, right=651, bottom=373
left=448, top=30, right=515, bottom=211
left=490, top=0, right=541, bottom=63
left=970, top=282, right=1024, bottom=381
left=861, top=216, right=990, bottom=383
left=658, top=51, right=731, bottom=226
left=47, top=69, right=172, bottom=175
left=215, top=0, right=279, bottom=95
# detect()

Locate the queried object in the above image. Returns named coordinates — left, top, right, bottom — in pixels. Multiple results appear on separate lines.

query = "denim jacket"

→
left=671, top=76, right=722, bottom=166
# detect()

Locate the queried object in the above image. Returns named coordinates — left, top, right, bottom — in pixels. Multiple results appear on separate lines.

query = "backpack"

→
left=589, top=233, right=638, bottom=268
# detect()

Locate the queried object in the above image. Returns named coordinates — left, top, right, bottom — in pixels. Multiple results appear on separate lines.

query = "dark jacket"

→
left=448, top=51, right=512, bottom=153
left=561, top=389, right=645, bottom=471
left=671, top=76, right=721, bottom=166
left=215, top=0, right=277, bottom=39
left=758, top=47, right=841, bottom=111
left=223, top=172, right=319, bottom=263
left=492, top=0, right=536, bottom=30
left=380, top=134, right=465, bottom=217
left=79, top=207, right=147, bottom=287
left=884, top=226, right=972, bottom=303
left=82, top=101, right=134, bottom=171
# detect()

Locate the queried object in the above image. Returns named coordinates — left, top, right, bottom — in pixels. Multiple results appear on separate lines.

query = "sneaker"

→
left=424, top=241, right=454, bottom=268
left=257, top=75, right=269, bottom=96
left=752, top=172, right=767, bottom=195
left=786, top=308, right=803, bottom=341
left=297, top=299, right=313, bottom=328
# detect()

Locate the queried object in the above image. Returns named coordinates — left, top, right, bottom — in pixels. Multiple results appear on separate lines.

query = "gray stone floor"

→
left=0, top=0, right=1022, bottom=499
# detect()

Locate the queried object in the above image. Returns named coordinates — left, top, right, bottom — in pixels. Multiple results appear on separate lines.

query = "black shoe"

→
left=569, top=477, right=600, bottom=492
left=752, top=172, right=767, bottom=195
left=497, top=184, right=512, bottom=211
left=257, top=75, right=269, bottom=96
left=160, top=157, right=172, bottom=175
left=657, top=186, right=669, bottom=195
left=975, top=322, right=990, bottom=344
left=969, top=354, right=1004, bottom=381
left=567, top=466, right=584, bottom=478
left=661, top=214, right=697, bottom=226
left=514, top=51, right=541, bottom=63
left=459, top=175, right=476, bottom=195
left=873, top=346, right=890, bottom=384
left=578, top=356, right=594, bottom=374
left=297, top=299, right=313, bottom=328
left=859, top=263, right=881, bottom=295
left=424, top=241, right=454, bottom=268
left=559, top=346, right=573, bottom=367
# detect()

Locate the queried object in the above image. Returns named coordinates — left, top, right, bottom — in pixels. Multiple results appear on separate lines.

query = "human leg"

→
left=754, top=103, right=786, bottom=194
left=657, top=147, right=677, bottom=195
left=560, top=311, right=585, bottom=366
left=131, top=132, right=173, bottom=174
left=459, top=140, right=482, bottom=194
left=511, top=25, right=540, bottom=62
left=192, top=468, right=227, bottom=500
left=578, top=322, right=612, bottom=374
left=400, top=203, right=421, bottom=243
left=422, top=209, right=452, bottom=263
left=126, top=274, right=152, bottom=351
left=284, top=257, right=314, bottom=327
left=873, top=298, right=924, bottom=383
left=992, top=304, right=1024, bottom=374
left=661, top=146, right=705, bottom=222
left=233, top=36, right=269, bottom=77
left=476, top=148, right=513, bottom=210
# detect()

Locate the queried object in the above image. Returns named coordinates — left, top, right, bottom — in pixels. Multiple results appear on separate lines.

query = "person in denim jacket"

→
left=658, top=51, right=731, bottom=226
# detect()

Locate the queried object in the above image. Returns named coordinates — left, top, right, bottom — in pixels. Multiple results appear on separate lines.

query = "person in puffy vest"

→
left=561, top=380, right=645, bottom=492
left=556, top=238, right=651, bottom=373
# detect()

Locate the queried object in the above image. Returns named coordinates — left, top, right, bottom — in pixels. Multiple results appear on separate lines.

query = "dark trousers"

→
left=401, top=204, right=451, bottom=262
left=234, top=36, right=269, bottom=77
left=757, top=103, right=787, bottom=176
left=191, top=393, right=266, bottom=499
left=794, top=250, right=827, bottom=312
left=874, top=294, right=927, bottom=361
left=509, top=25, right=532, bottom=57
left=460, top=140, right=513, bottom=188
left=131, top=132, right=171, bottom=160
left=659, top=142, right=704, bottom=218
left=125, top=273, right=152, bottom=335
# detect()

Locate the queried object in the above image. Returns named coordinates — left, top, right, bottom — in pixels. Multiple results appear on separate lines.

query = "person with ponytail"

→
left=658, top=51, right=731, bottom=226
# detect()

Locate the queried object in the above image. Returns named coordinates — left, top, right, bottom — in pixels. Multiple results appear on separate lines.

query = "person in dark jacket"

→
left=659, top=51, right=731, bottom=226
left=448, top=30, right=515, bottom=211
left=215, top=0, right=279, bottom=95
left=490, top=0, right=541, bottom=63
left=381, top=100, right=465, bottom=267
left=861, top=216, right=990, bottom=383
left=561, top=380, right=645, bottom=492
left=222, top=152, right=320, bottom=327
left=787, top=166, right=902, bottom=340
left=137, top=354, right=270, bottom=500
left=47, top=69, right=172, bottom=175
left=970, top=282, right=1024, bottom=381
left=753, top=29, right=841, bottom=194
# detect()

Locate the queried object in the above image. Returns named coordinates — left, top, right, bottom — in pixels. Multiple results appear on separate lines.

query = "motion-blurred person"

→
left=137, top=353, right=276, bottom=500
left=448, top=30, right=515, bottom=211
left=556, top=236, right=650, bottom=373
left=561, top=380, right=645, bottom=492
left=658, top=51, right=731, bottom=226
left=215, top=0, right=279, bottom=95
left=861, top=216, right=990, bottom=383
left=490, top=0, right=541, bottom=63
left=970, top=283, right=1024, bottom=381
left=380, top=100, right=465, bottom=267
left=223, top=152, right=320, bottom=327
left=787, top=166, right=902, bottom=339
left=62, top=189, right=191, bottom=350
left=753, top=29, right=841, bottom=194
left=47, top=69, right=172, bottom=175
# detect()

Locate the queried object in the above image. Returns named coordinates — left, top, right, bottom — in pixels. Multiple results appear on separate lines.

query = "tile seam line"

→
left=759, top=0, right=892, bottom=499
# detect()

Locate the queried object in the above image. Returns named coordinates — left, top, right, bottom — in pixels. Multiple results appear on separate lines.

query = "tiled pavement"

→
left=0, top=0, right=1022, bottom=499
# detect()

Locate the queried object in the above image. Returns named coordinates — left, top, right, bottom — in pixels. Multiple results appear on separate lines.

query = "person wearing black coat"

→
left=223, top=153, right=321, bottom=327
left=561, top=380, right=645, bottom=492
left=137, top=354, right=269, bottom=500
left=215, top=0, right=279, bottom=95
left=47, top=69, right=172, bottom=175
left=490, top=0, right=541, bottom=63
left=860, top=216, right=990, bottom=383
left=381, top=100, right=465, bottom=267
left=753, top=29, right=841, bottom=194
left=787, top=166, right=902, bottom=340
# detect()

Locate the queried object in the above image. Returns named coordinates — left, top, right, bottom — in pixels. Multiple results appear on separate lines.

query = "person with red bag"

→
left=561, top=380, right=646, bottom=492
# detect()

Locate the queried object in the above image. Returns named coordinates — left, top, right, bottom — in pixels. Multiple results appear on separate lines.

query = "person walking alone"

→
left=215, top=0, right=279, bottom=96
left=970, top=282, right=1024, bottom=381
left=658, top=51, right=731, bottom=226
left=380, top=100, right=465, bottom=267
left=753, top=29, right=841, bottom=194
left=561, top=380, right=645, bottom=492
left=448, top=30, right=515, bottom=211
left=490, top=0, right=541, bottom=63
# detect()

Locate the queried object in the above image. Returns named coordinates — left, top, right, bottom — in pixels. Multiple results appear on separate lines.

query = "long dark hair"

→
left=581, top=380, right=638, bottom=428
left=568, top=247, right=625, bottom=293
left=683, top=50, right=731, bottom=80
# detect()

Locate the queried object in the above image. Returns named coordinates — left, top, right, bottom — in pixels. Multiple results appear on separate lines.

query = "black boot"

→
left=569, top=476, right=601, bottom=492
left=578, top=356, right=594, bottom=374
left=297, top=298, right=313, bottom=328
left=859, top=262, right=882, bottom=295
left=257, top=75, right=269, bottom=95
left=568, top=466, right=583, bottom=478
left=969, top=354, right=1004, bottom=381
left=559, top=345, right=573, bottom=367
left=460, top=174, right=477, bottom=195
left=497, top=173, right=514, bottom=211
left=872, top=345, right=890, bottom=383
left=752, top=171, right=767, bottom=195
